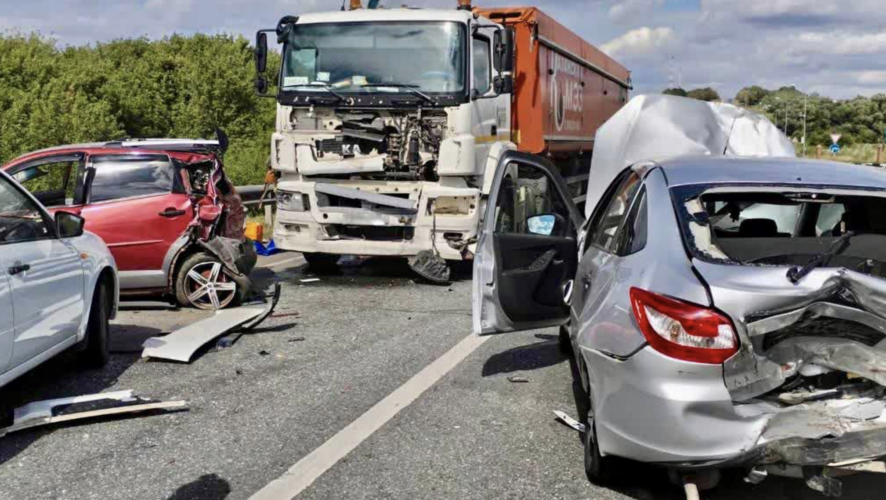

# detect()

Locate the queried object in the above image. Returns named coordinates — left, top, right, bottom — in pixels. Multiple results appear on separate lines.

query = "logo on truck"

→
left=549, top=53, right=584, bottom=133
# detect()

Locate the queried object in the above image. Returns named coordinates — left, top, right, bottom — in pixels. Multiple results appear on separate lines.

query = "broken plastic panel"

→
left=0, top=390, right=187, bottom=438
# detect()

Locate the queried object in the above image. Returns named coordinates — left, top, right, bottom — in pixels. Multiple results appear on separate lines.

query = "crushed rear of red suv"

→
left=1, top=135, right=257, bottom=309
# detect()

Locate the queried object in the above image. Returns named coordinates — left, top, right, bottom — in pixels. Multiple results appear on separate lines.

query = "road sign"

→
left=830, top=144, right=841, bottom=154
left=830, top=133, right=842, bottom=145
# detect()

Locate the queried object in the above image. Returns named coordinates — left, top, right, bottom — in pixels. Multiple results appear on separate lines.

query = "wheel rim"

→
left=185, top=261, right=237, bottom=310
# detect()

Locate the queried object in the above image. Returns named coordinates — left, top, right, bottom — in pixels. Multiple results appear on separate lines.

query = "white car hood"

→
left=585, top=94, right=795, bottom=217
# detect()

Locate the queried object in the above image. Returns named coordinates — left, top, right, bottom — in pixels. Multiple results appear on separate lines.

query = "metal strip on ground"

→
left=249, top=333, right=490, bottom=500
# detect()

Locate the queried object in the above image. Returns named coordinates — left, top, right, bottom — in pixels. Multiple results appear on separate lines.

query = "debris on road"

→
left=142, top=284, right=281, bottom=362
left=259, top=350, right=271, bottom=356
left=553, top=410, right=586, bottom=433
left=288, top=336, right=306, bottom=342
left=300, top=278, right=321, bottom=283
left=507, top=376, right=530, bottom=383
left=0, top=390, right=187, bottom=438
left=255, top=239, right=280, bottom=257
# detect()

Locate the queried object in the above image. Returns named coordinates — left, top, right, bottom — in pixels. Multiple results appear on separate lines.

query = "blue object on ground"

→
left=255, top=239, right=280, bottom=257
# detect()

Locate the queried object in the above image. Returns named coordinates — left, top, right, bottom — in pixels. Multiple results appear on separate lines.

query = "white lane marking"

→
left=250, top=333, right=490, bottom=500
left=266, top=256, right=306, bottom=269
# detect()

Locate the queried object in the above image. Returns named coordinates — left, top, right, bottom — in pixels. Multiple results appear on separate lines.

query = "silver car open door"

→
left=473, top=151, right=583, bottom=335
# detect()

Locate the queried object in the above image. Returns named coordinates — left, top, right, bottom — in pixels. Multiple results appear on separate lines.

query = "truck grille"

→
left=326, top=225, right=415, bottom=241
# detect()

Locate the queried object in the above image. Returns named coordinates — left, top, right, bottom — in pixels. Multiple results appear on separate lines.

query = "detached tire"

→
left=80, top=282, right=110, bottom=368
left=175, top=252, right=247, bottom=310
left=302, top=252, right=339, bottom=271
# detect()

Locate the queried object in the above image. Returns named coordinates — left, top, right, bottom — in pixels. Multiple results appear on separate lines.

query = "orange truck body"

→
left=476, top=7, right=631, bottom=158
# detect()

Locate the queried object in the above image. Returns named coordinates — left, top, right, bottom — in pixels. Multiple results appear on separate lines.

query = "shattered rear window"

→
left=672, top=184, right=886, bottom=271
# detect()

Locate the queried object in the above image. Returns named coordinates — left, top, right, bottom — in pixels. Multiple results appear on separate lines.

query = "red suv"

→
left=2, top=137, right=256, bottom=309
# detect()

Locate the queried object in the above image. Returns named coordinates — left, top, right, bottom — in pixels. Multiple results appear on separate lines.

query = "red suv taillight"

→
left=629, top=287, right=738, bottom=365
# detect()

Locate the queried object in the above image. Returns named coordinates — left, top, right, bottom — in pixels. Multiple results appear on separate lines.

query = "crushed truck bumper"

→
left=274, top=179, right=481, bottom=260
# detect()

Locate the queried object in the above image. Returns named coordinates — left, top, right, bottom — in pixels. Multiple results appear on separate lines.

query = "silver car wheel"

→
left=184, top=261, right=237, bottom=310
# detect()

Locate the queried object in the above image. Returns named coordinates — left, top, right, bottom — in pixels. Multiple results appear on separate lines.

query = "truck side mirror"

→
left=256, top=76, right=269, bottom=95
left=497, top=28, right=515, bottom=94
left=255, top=32, right=268, bottom=74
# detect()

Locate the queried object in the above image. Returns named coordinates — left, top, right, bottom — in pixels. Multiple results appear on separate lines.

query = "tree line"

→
left=665, top=86, right=886, bottom=148
left=0, top=33, right=280, bottom=186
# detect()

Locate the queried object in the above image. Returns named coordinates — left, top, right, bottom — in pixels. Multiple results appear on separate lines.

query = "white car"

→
left=0, top=169, right=118, bottom=388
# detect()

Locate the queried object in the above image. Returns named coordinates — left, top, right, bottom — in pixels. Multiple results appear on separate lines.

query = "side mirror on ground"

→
left=56, top=211, right=85, bottom=239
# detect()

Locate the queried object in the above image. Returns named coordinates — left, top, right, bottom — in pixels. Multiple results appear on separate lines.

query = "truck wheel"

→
left=175, top=253, right=245, bottom=310
left=302, top=252, right=339, bottom=271
left=80, top=282, right=110, bottom=368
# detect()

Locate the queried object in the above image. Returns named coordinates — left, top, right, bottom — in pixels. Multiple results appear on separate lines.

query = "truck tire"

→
left=302, top=252, right=339, bottom=271
left=80, top=282, right=110, bottom=368
left=175, top=252, right=247, bottom=310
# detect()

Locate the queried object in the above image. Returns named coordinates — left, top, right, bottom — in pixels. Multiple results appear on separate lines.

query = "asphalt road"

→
left=0, top=254, right=883, bottom=500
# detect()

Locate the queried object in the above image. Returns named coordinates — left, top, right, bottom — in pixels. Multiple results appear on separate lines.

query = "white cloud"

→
left=601, top=26, right=675, bottom=58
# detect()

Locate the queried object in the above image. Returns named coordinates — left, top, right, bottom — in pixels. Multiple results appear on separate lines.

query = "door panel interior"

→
left=496, top=233, right=576, bottom=322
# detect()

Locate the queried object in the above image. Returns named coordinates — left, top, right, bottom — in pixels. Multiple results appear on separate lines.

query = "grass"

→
left=801, top=143, right=886, bottom=164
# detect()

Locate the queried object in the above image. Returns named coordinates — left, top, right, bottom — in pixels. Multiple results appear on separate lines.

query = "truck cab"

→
left=254, top=2, right=628, bottom=281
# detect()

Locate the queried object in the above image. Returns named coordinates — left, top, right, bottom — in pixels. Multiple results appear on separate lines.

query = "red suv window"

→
left=89, top=155, right=175, bottom=203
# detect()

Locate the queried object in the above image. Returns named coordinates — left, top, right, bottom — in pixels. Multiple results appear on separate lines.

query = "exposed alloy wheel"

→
left=176, top=253, right=239, bottom=310
left=80, top=282, right=110, bottom=368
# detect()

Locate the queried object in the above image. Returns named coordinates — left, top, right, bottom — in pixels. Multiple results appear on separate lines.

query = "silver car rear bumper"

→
left=584, top=346, right=886, bottom=468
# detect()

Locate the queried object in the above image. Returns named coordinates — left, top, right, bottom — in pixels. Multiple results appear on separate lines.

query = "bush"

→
left=0, top=33, right=280, bottom=185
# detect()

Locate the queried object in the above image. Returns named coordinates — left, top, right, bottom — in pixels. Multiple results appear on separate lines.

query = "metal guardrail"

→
left=237, top=185, right=275, bottom=207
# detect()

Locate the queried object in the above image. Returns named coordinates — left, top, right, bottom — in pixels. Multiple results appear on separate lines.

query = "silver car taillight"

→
left=630, top=287, right=738, bottom=364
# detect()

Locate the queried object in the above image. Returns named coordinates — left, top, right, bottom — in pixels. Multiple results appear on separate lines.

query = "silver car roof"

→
left=658, top=155, right=886, bottom=190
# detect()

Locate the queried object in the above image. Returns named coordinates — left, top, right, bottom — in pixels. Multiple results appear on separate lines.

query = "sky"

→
left=1, top=0, right=884, bottom=100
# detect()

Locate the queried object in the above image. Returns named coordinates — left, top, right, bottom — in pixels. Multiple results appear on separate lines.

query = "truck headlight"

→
left=277, top=191, right=310, bottom=212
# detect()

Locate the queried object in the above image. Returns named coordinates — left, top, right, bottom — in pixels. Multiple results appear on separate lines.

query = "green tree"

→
left=0, top=32, right=279, bottom=185
left=686, top=87, right=721, bottom=102
left=735, top=85, right=769, bottom=107
left=663, top=87, right=688, bottom=97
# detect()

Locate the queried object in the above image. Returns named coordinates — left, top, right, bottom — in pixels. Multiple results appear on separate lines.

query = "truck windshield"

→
left=281, top=22, right=466, bottom=95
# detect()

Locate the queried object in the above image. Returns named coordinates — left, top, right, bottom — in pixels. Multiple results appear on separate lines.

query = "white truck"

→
left=253, top=1, right=630, bottom=282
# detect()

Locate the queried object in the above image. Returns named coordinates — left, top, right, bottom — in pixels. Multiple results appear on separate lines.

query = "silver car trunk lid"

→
left=693, top=261, right=886, bottom=401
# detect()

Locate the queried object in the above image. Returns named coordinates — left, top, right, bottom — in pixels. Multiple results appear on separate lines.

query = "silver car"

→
left=474, top=152, right=886, bottom=495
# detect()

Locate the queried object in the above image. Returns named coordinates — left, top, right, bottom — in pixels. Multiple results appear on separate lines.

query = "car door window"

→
left=494, top=161, right=571, bottom=237
left=89, top=155, right=175, bottom=203
left=588, top=171, right=641, bottom=253
left=12, top=158, right=80, bottom=208
left=472, top=37, right=492, bottom=95
left=0, top=175, right=54, bottom=244
left=619, top=187, right=648, bottom=255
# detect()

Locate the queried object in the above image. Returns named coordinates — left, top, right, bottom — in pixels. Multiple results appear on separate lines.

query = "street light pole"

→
left=802, top=93, right=808, bottom=157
